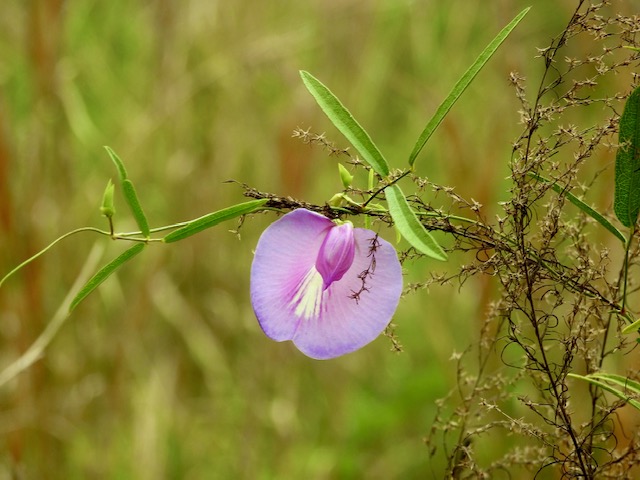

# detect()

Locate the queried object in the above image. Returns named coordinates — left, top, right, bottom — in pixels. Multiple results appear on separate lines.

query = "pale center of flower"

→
left=290, top=267, right=325, bottom=320
left=315, top=221, right=355, bottom=289
left=288, top=221, right=356, bottom=321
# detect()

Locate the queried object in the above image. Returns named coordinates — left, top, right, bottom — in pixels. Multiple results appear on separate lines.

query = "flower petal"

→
left=291, top=229, right=402, bottom=359
left=316, top=221, right=355, bottom=288
left=250, top=209, right=332, bottom=341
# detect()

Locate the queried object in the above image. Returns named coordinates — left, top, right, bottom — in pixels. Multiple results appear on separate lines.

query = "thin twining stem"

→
left=0, top=227, right=106, bottom=289
left=361, top=170, right=413, bottom=209
left=0, top=206, right=259, bottom=290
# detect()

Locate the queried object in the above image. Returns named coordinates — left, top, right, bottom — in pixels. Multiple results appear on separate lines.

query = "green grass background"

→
left=0, top=1, right=635, bottom=478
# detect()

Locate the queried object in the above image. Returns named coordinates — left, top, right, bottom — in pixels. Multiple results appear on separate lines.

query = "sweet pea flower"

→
left=250, top=208, right=402, bottom=359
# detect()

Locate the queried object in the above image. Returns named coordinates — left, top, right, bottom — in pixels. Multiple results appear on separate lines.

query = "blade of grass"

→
left=300, top=71, right=390, bottom=177
left=386, top=184, right=447, bottom=261
left=590, top=373, right=640, bottom=394
left=0, top=243, right=105, bottom=388
left=163, top=199, right=268, bottom=243
left=529, top=172, right=625, bottom=244
left=622, top=317, right=640, bottom=334
left=569, top=373, right=640, bottom=410
left=408, top=7, right=530, bottom=167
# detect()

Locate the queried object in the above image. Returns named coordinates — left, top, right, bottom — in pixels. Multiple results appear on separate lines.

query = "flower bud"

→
left=338, top=164, right=353, bottom=189
left=100, top=179, right=116, bottom=218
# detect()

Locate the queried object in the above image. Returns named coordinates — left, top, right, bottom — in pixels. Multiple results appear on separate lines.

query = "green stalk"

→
left=0, top=227, right=106, bottom=289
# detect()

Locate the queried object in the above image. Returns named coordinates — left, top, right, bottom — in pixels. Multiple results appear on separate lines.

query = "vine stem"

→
left=0, top=227, right=106, bottom=289
left=361, top=169, right=413, bottom=209
left=0, top=211, right=236, bottom=291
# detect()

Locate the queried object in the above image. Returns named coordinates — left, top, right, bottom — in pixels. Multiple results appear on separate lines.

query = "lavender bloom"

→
left=250, top=208, right=402, bottom=359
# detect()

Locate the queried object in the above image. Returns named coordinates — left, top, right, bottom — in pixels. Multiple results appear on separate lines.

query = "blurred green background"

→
left=0, top=1, right=635, bottom=478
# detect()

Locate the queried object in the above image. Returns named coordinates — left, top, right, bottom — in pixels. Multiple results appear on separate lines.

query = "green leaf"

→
left=569, top=372, right=640, bottom=410
left=103, top=147, right=151, bottom=238
left=300, top=70, right=390, bottom=177
left=163, top=199, right=268, bottom=243
left=385, top=184, right=447, bottom=261
left=590, top=373, right=640, bottom=394
left=122, top=179, right=151, bottom=238
left=622, top=317, right=640, bottom=334
left=104, top=146, right=151, bottom=238
left=69, top=243, right=145, bottom=312
left=614, top=86, right=640, bottom=228
left=529, top=172, right=626, bottom=244
left=408, top=7, right=530, bottom=167
left=104, top=145, right=128, bottom=181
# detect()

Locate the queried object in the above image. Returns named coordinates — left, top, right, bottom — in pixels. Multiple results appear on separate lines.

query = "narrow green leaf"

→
left=122, top=179, right=151, bottom=238
left=408, top=7, right=530, bottom=167
left=569, top=373, right=640, bottom=410
left=104, top=147, right=151, bottom=237
left=386, top=184, right=447, bottom=261
left=614, top=86, right=640, bottom=228
left=300, top=71, right=390, bottom=177
left=529, top=172, right=626, bottom=244
left=163, top=199, right=268, bottom=243
left=590, top=373, right=640, bottom=394
left=104, top=146, right=128, bottom=181
left=69, top=243, right=145, bottom=312
left=622, top=317, right=640, bottom=334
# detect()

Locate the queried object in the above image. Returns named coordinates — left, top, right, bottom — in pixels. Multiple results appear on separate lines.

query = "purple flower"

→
left=250, top=208, right=402, bottom=359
